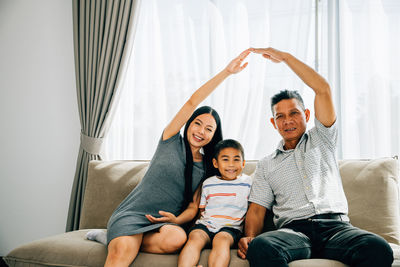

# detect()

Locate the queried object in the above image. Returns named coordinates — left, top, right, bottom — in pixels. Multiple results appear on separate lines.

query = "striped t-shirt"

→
left=196, top=174, right=252, bottom=233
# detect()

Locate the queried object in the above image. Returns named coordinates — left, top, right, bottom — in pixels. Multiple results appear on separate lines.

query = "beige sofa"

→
left=5, top=157, right=400, bottom=267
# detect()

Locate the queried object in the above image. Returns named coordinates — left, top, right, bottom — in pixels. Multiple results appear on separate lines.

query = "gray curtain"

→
left=66, top=0, right=141, bottom=231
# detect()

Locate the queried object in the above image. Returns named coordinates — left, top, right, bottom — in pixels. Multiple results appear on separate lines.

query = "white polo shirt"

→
left=249, top=118, right=348, bottom=228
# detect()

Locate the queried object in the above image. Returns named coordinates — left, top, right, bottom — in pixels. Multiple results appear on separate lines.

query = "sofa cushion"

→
left=4, top=229, right=348, bottom=267
left=4, top=230, right=107, bottom=267
left=339, top=157, right=400, bottom=245
left=79, top=161, right=149, bottom=229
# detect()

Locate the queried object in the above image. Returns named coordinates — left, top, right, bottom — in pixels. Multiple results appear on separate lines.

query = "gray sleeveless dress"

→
left=107, top=132, right=205, bottom=244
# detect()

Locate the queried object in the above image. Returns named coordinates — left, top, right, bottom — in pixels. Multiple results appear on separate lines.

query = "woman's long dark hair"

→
left=182, top=106, right=222, bottom=210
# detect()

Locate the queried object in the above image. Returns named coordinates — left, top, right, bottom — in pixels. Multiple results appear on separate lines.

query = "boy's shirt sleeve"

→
left=199, top=183, right=207, bottom=209
left=247, top=175, right=253, bottom=197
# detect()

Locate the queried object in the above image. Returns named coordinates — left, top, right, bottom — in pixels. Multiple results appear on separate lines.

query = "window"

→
left=104, top=0, right=400, bottom=160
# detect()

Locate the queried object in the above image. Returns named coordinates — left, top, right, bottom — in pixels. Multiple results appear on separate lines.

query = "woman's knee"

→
left=107, top=235, right=142, bottom=259
left=159, top=225, right=187, bottom=253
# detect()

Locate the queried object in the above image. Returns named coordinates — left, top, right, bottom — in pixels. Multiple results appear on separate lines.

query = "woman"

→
left=95, top=49, right=250, bottom=266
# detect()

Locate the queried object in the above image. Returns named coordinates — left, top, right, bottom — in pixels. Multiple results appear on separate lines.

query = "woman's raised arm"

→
left=162, top=49, right=251, bottom=141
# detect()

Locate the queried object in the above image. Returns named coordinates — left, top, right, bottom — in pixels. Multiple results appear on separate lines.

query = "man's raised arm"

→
left=251, top=47, right=336, bottom=127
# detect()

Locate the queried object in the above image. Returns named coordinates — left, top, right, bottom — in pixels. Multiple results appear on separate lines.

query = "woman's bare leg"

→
left=208, top=232, right=234, bottom=267
left=105, top=225, right=187, bottom=266
left=105, top=233, right=143, bottom=267
left=178, top=229, right=210, bottom=267
left=141, top=224, right=187, bottom=253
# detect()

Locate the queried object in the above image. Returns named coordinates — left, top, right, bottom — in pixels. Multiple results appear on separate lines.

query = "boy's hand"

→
left=145, top=211, right=177, bottom=224
left=237, top=236, right=254, bottom=259
left=225, top=49, right=251, bottom=74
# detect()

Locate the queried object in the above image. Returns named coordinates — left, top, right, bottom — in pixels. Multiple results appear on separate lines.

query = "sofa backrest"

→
left=80, top=160, right=149, bottom=230
left=340, top=158, right=399, bottom=244
left=79, top=158, right=400, bottom=245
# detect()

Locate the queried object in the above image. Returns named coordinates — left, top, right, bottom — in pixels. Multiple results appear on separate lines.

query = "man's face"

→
left=270, top=98, right=310, bottom=147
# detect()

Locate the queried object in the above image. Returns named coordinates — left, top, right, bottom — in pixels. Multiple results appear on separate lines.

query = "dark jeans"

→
left=247, top=218, right=393, bottom=267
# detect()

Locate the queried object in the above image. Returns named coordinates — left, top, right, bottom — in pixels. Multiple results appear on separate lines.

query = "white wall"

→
left=0, top=0, right=80, bottom=255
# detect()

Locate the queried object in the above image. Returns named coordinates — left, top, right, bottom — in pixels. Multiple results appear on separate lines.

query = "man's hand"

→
left=250, top=47, right=287, bottom=63
left=237, top=236, right=254, bottom=259
left=237, top=203, right=266, bottom=259
left=251, top=46, right=335, bottom=126
left=145, top=211, right=177, bottom=224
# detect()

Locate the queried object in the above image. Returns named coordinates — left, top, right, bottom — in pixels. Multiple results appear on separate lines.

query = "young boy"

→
left=178, top=139, right=252, bottom=267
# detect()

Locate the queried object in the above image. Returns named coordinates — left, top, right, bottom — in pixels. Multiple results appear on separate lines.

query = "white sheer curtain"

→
left=104, top=0, right=316, bottom=160
left=337, top=0, right=400, bottom=158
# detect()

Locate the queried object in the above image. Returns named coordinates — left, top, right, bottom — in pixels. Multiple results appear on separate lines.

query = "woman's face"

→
left=187, top=113, right=217, bottom=149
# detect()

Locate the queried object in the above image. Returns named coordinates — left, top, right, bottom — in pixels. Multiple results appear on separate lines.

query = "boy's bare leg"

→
left=105, top=233, right=143, bottom=267
left=208, top=231, right=234, bottom=267
left=141, top=224, right=188, bottom=253
left=178, top=229, right=210, bottom=267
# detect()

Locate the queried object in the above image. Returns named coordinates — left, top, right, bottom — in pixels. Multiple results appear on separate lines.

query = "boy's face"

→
left=212, top=147, right=245, bottom=180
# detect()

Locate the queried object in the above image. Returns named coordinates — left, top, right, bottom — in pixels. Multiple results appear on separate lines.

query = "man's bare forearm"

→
left=244, top=203, right=267, bottom=237
left=279, top=50, right=336, bottom=126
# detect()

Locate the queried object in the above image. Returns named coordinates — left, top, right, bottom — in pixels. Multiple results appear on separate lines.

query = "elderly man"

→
left=238, top=47, right=393, bottom=267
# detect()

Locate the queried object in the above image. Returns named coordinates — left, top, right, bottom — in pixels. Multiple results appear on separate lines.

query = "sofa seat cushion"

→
left=5, top=229, right=351, bottom=267
left=4, top=230, right=107, bottom=267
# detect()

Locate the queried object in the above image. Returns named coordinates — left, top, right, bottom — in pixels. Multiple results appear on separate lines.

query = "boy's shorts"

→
left=189, top=223, right=242, bottom=244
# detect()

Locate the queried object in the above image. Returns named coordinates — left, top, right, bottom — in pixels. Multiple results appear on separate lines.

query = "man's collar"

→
left=272, top=140, right=285, bottom=158
left=272, top=132, right=308, bottom=158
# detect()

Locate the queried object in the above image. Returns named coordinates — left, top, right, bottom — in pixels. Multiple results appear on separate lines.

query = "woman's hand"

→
left=163, top=49, right=251, bottom=141
left=225, top=49, right=251, bottom=74
left=250, top=47, right=287, bottom=63
left=145, top=211, right=177, bottom=224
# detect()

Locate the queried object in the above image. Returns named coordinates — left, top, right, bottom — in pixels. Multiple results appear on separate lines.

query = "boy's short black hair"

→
left=270, top=89, right=305, bottom=115
left=213, top=139, right=245, bottom=160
